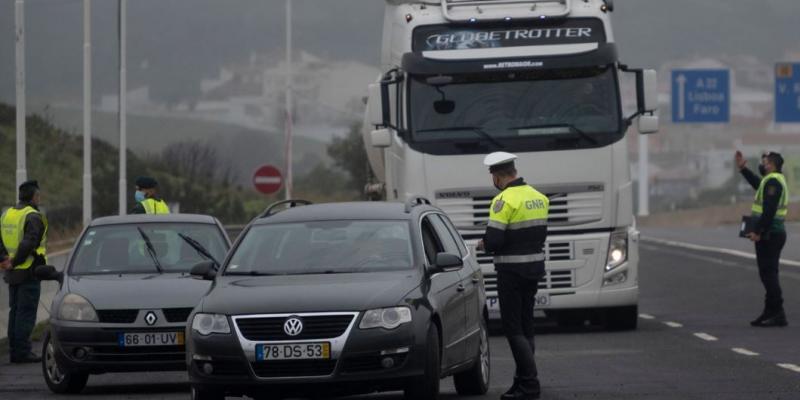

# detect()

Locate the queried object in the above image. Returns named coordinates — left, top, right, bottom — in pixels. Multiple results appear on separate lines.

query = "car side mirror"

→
left=433, top=252, right=463, bottom=273
left=33, top=265, right=63, bottom=283
left=190, top=261, right=217, bottom=281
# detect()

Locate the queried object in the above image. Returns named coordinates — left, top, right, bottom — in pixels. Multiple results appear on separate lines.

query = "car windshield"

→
left=408, top=66, right=622, bottom=152
left=225, top=220, right=414, bottom=276
left=70, top=223, right=228, bottom=275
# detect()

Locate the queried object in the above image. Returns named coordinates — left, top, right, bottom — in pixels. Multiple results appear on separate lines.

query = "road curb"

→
left=641, top=236, right=800, bottom=268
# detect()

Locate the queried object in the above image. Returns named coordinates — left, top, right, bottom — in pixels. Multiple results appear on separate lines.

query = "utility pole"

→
left=284, top=0, right=294, bottom=200
left=83, top=0, right=93, bottom=225
left=118, top=0, right=128, bottom=215
left=15, top=0, right=27, bottom=191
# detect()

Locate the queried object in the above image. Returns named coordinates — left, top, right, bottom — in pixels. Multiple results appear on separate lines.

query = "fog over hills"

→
left=1, top=0, right=798, bottom=109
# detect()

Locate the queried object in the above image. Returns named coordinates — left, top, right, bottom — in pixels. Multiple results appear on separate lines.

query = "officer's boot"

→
left=501, top=377, right=520, bottom=400
left=754, top=310, right=788, bottom=328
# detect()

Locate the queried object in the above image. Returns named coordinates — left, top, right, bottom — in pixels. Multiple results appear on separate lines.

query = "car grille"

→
left=96, top=310, right=139, bottom=324
left=250, top=360, right=337, bottom=378
left=235, top=315, right=354, bottom=341
left=484, top=269, right=574, bottom=292
left=88, top=345, right=184, bottom=362
left=163, top=308, right=194, bottom=323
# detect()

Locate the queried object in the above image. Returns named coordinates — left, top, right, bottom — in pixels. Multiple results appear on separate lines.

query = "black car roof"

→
left=89, top=214, right=220, bottom=227
left=253, top=202, right=438, bottom=225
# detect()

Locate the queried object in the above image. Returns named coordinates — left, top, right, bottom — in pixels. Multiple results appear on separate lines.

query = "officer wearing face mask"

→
left=477, top=152, right=549, bottom=400
left=131, top=176, right=170, bottom=215
left=735, top=151, right=789, bottom=327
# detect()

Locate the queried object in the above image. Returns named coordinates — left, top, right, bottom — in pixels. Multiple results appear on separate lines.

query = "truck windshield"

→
left=408, top=66, right=622, bottom=154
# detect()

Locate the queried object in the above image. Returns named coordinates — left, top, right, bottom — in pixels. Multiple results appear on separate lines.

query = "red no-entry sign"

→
left=252, top=165, right=283, bottom=195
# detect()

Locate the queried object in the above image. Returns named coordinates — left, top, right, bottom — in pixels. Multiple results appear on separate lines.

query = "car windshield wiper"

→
left=510, top=123, right=598, bottom=145
left=225, top=270, right=280, bottom=276
left=178, top=233, right=220, bottom=268
left=416, top=126, right=505, bottom=149
left=136, top=227, right=164, bottom=274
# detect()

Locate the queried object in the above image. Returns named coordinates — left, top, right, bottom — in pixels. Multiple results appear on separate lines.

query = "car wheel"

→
left=191, top=385, right=225, bottom=400
left=453, top=318, right=490, bottom=395
left=41, top=332, right=89, bottom=394
left=606, top=306, right=638, bottom=331
left=404, top=323, right=441, bottom=400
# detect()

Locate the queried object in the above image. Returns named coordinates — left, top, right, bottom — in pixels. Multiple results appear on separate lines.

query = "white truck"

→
left=363, top=0, right=659, bottom=330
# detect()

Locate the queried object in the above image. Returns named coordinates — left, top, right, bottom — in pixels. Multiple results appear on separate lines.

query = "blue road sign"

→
left=776, top=63, right=800, bottom=123
left=671, top=69, right=730, bottom=123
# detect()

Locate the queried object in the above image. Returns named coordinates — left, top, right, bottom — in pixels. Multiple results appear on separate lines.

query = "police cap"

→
left=483, top=152, right=518, bottom=173
left=18, top=180, right=40, bottom=192
left=135, top=176, right=158, bottom=189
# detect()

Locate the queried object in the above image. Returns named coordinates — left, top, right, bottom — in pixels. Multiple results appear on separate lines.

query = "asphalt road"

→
left=1, top=242, right=799, bottom=399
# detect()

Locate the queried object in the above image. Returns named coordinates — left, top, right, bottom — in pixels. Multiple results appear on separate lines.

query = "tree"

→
left=327, top=124, right=375, bottom=195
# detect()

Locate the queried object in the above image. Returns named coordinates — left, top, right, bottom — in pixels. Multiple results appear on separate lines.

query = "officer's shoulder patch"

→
left=767, top=186, right=778, bottom=196
left=493, top=199, right=505, bottom=214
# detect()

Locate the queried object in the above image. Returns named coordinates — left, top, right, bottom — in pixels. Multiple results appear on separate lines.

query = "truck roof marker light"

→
left=504, top=17, right=512, bottom=22
left=539, top=15, right=547, bottom=20
left=469, top=17, right=478, bottom=23
left=405, top=14, right=413, bottom=23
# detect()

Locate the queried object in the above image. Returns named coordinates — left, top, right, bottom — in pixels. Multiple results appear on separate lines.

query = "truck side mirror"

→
left=367, top=83, right=384, bottom=126
left=639, top=69, right=658, bottom=113
left=371, top=128, right=393, bottom=148
left=638, top=114, right=659, bottom=134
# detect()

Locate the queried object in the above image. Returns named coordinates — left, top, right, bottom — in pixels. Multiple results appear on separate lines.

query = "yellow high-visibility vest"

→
left=141, top=198, right=170, bottom=215
left=0, top=206, right=48, bottom=270
left=488, top=184, right=549, bottom=265
left=752, top=172, right=789, bottom=219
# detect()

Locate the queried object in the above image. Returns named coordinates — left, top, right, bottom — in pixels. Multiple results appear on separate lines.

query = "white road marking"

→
left=638, top=314, right=656, bottom=320
left=642, top=236, right=800, bottom=268
left=694, top=333, right=718, bottom=342
left=664, top=321, right=683, bottom=328
left=732, top=348, right=760, bottom=356
left=777, top=363, right=800, bottom=373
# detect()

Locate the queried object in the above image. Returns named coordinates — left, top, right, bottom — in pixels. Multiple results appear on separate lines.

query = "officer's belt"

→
left=494, top=253, right=546, bottom=264
left=487, top=219, right=547, bottom=231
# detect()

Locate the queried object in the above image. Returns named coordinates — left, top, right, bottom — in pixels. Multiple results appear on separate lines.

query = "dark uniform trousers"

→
left=755, top=231, right=786, bottom=313
left=8, top=278, right=41, bottom=359
left=497, top=265, right=544, bottom=393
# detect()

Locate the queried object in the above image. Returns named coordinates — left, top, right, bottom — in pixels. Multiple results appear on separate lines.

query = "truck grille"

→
left=436, top=186, right=603, bottom=230
left=235, top=315, right=354, bottom=341
left=484, top=269, right=574, bottom=292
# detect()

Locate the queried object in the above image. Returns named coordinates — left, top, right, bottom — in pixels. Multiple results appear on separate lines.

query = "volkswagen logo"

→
left=283, top=317, right=303, bottom=337
left=144, top=311, right=158, bottom=326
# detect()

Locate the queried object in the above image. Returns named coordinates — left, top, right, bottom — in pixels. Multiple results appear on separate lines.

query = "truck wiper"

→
left=511, top=124, right=598, bottom=145
left=178, top=233, right=220, bottom=268
left=136, top=227, right=164, bottom=274
left=416, top=126, right=505, bottom=149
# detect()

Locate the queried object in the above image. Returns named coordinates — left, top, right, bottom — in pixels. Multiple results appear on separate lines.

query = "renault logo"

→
left=284, top=317, right=303, bottom=337
left=145, top=311, right=158, bottom=326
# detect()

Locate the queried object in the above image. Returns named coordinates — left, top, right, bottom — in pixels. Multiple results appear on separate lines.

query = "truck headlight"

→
left=59, top=294, right=99, bottom=322
left=192, top=313, right=231, bottom=336
left=605, top=231, right=628, bottom=272
left=360, top=307, right=412, bottom=330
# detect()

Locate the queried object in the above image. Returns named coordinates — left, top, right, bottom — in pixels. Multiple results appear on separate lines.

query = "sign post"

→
left=671, top=69, right=730, bottom=123
left=776, top=63, right=800, bottom=123
left=253, top=165, right=284, bottom=196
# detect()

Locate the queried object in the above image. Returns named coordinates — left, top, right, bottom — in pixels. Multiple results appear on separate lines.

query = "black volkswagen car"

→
left=187, top=199, right=489, bottom=400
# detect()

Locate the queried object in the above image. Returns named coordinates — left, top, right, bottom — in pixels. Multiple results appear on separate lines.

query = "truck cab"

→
left=363, top=0, right=659, bottom=329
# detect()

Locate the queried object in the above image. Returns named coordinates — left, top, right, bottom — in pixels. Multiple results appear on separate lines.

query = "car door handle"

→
left=457, top=284, right=466, bottom=292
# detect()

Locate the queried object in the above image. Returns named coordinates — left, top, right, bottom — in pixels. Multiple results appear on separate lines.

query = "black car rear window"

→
left=225, top=220, right=413, bottom=276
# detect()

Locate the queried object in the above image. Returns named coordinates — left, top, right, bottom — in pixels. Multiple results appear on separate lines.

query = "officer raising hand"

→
left=478, top=152, right=549, bottom=400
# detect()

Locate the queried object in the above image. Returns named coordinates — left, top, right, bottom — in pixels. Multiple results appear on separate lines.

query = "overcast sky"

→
left=1, top=0, right=799, bottom=110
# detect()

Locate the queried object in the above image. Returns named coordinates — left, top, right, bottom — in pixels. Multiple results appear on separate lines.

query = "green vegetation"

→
left=1, top=103, right=369, bottom=232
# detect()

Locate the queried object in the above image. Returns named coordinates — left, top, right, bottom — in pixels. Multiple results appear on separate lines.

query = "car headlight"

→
left=360, top=307, right=412, bottom=330
left=605, top=231, right=628, bottom=272
left=58, top=294, right=99, bottom=322
left=192, top=313, right=231, bottom=336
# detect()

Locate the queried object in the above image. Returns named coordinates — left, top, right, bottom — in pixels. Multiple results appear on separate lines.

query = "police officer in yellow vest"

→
left=477, top=152, right=548, bottom=400
left=736, top=151, right=789, bottom=328
left=131, top=176, right=170, bottom=215
left=0, top=180, right=47, bottom=363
